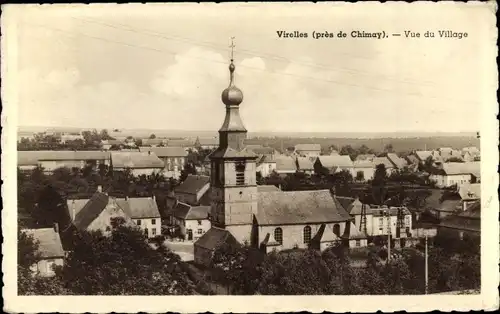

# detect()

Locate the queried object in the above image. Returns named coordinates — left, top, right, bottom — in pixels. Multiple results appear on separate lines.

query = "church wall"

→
left=258, top=222, right=347, bottom=251
left=226, top=224, right=253, bottom=245
left=223, top=160, right=256, bottom=186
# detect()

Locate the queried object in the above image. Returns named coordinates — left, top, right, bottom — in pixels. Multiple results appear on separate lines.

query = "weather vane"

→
left=229, top=37, right=235, bottom=61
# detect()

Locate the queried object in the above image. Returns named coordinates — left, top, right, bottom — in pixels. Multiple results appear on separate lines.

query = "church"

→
left=194, top=50, right=365, bottom=266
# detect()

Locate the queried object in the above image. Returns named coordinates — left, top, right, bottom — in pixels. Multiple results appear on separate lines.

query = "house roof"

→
left=347, top=199, right=370, bottom=215
left=175, top=174, right=210, bottom=195
left=296, top=157, right=315, bottom=171
left=458, top=183, right=481, bottom=200
left=23, top=228, right=65, bottom=258
left=171, top=201, right=192, bottom=219
left=244, top=145, right=277, bottom=156
left=256, top=190, right=352, bottom=225
left=415, top=151, right=432, bottom=161
left=209, top=146, right=258, bottom=159
left=439, top=202, right=480, bottom=232
left=353, top=159, right=375, bottom=168
left=373, top=157, right=394, bottom=168
left=141, top=138, right=166, bottom=146
left=317, top=155, right=353, bottom=169
left=342, top=221, right=367, bottom=239
left=18, top=151, right=110, bottom=164
left=334, top=196, right=356, bottom=213
left=71, top=192, right=110, bottom=230
left=406, top=155, right=420, bottom=165
left=116, top=197, right=161, bottom=219
left=295, top=144, right=321, bottom=152
left=257, top=185, right=281, bottom=192
left=102, top=139, right=124, bottom=145
left=186, top=206, right=211, bottom=220
left=275, top=156, right=297, bottom=172
left=18, top=151, right=43, bottom=166
left=355, top=154, right=376, bottom=161
left=138, top=146, right=187, bottom=157
left=194, top=227, right=240, bottom=250
left=111, top=152, right=164, bottom=169
left=311, top=224, right=340, bottom=243
left=387, top=153, right=408, bottom=169
left=166, top=139, right=195, bottom=147
left=442, top=162, right=480, bottom=177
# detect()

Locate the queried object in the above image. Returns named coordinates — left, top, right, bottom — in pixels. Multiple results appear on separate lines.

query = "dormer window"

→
left=235, top=161, right=246, bottom=186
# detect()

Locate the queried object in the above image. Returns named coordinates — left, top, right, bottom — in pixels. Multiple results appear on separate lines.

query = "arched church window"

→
left=303, top=226, right=312, bottom=245
left=274, top=227, right=283, bottom=244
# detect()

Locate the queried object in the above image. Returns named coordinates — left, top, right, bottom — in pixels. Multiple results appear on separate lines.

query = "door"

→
left=187, top=229, right=193, bottom=241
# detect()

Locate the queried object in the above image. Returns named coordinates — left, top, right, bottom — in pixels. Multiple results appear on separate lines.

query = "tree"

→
left=180, top=162, right=197, bottom=181
left=384, top=143, right=394, bottom=153
left=372, top=164, right=388, bottom=205
left=61, top=218, right=196, bottom=295
left=149, top=134, right=156, bottom=139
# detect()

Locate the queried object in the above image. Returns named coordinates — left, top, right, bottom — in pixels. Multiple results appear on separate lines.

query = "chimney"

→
left=97, top=185, right=102, bottom=193
left=125, top=195, right=129, bottom=201
left=152, top=194, right=156, bottom=202
left=53, top=222, right=59, bottom=233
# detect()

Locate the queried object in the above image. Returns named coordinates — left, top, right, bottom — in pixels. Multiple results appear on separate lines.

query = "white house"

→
left=296, top=156, right=315, bottom=175
left=110, top=151, right=165, bottom=176
left=116, top=196, right=162, bottom=238
left=171, top=202, right=211, bottom=241
left=314, top=155, right=354, bottom=174
left=22, top=225, right=65, bottom=277
left=274, top=155, right=297, bottom=175
left=430, top=162, right=480, bottom=188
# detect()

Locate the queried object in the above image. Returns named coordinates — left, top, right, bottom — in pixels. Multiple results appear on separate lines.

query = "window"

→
left=152, top=228, right=157, bottom=236
left=151, top=219, right=156, bottom=225
left=274, top=227, right=283, bottom=244
left=333, top=224, right=341, bottom=237
left=137, top=220, right=141, bottom=226
left=303, top=226, right=312, bottom=245
left=235, top=162, right=246, bottom=186
left=197, top=220, right=202, bottom=225
left=355, top=240, right=361, bottom=247
left=197, top=229, right=203, bottom=235
left=144, top=228, right=149, bottom=237
left=379, top=218, right=383, bottom=226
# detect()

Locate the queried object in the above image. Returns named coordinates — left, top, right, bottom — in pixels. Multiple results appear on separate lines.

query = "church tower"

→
left=209, top=39, right=258, bottom=245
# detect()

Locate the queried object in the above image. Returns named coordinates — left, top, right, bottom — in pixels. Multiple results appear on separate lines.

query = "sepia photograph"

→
left=1, top=2, right=498, bottom=313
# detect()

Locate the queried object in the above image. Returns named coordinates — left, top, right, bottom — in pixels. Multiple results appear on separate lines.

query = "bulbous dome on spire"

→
left=221, top=61, right=243, bottom=106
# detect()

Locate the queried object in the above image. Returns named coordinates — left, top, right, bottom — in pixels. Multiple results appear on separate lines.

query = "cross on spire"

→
left=229, top=37, right=235, bottom=61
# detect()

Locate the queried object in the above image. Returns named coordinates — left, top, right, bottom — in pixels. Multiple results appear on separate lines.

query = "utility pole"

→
left=386, top=210, right=391, bottom=262
left=425, top=235, right=429, bottom=294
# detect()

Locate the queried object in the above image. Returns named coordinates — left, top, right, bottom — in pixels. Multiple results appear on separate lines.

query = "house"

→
left=296, top=156, right=315, bottom=175
left=458, top=183, right=481, bottom=211
left=423, top=189, right=462, bottom=219
left=66, top=191, right=135, bottom=235
left=414, top=151, right=433, bottom=163
left=34, top=151, right=111, bottom=173
left=116, top=196, right=162, bottom=238
left=429, top=162, right=480, bottom=188
left=387, top=153, right=408, bottom=170
left=255, top=155, right=277, bottom=178
left=195, top=137, right=219, bottom=150
left=314, top=155, right=354, bottom=174
left=22, top=225, right=65, bottom=277
left=194, top=59, right=369, bottom=266
left=175, top=174, right=211, bottom=206
left=352, top=159, right=375, bottom=181
left=110, top=151, right=164, bottom=176
left=373, top=156, right=395, bottom=175
left=171, top=202, right=211, bottom=241
left=341, top=198, right=413, bottom=238
left=101, top=139, right=124, bottom=150
left=141, top=138, right=167, bottom=147
left=18, top=151, right=40, bottom=171
left=355, top=154, right=376, bottom=161
left=294, top=144, right=321, bottom=157
left=438, top=200, right=480, bottom=241
left=274, top=155, right=297, bottom=175
left=138, top=146, right=187, bottom=179
left=166, top=138, right=195, bottom=148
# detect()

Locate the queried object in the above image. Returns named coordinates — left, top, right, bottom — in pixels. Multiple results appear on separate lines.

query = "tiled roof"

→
left=387, top=153, right=408, bottom=169
left=23, top=228, right=65, bottom=258
left=353, top=159, right=375, bottom=168
left=166, top=139, right=195, bottom=147
left=194, top=227, right=240, bottom=250
left=71, top=192, right=110, bottom=230
left=209, top=146, right=258, bottom=159
left=373, top=157, right=394, bottom=168
left=296, top=157, right=315, bottom=171
left=295, top=144, right=321, bottom=152
left=186, top=206, right=211, bottom=220
left=442, top=162, right=480, bottom=177
left=439, top=202, right=480, bottom=233
left=116, top=197, right=161, bottom=219
left=317, top=155, right=353, bottom=169
left=18, top=151, right=42, bottom=166
left=18, top=151, right=110, bottom=164
left=111, top=152, right=164, bottom=169
left=275, top=156, right=297, bottom=172
left=334, top=196, right=356, bottom=213
left=415, top=151, right=432, bottom=161
left=138, top=146, right=187, bottom=157
left=458, top=183, right=481, bottom=200
left=256, top=190, right=352, bottom=225
left=175, top=174, right=210, bottom=195
left=171, top=201, right=192, bottom=219
left=257, top=185, right=281, bottom=192
left=346, top=199, right=369, bottom=215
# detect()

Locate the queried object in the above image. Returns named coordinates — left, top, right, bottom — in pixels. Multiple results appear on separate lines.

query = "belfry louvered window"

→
left=235, top=162, right=246, bottom=185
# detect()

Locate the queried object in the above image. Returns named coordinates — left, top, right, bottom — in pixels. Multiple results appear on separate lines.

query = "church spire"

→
left=219, top=37, right=247, bottom=150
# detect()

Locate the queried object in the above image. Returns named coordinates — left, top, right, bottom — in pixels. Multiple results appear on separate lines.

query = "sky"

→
left=11, top=3, right=496, bottom=133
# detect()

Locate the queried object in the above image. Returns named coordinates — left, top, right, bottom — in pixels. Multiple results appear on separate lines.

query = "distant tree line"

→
left=18, top=129, right=114, bottom=151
